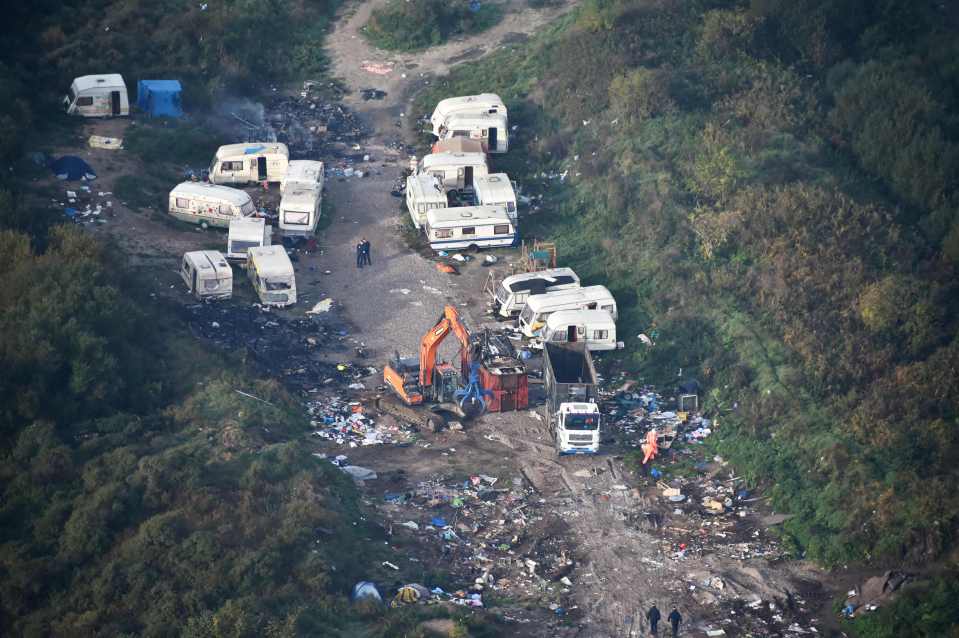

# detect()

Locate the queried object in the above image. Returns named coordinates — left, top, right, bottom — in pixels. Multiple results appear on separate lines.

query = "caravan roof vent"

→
left=460, top=211, right=473, bottom=218
left=488, top=176, right=501, bottom=182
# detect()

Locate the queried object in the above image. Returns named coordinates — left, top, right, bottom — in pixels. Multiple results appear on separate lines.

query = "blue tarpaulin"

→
left=136, top=80, right=183, bottom=117
left=50, top=156, right=96, bottom=181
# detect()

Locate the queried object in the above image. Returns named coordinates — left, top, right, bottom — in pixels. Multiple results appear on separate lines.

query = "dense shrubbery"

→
left=414, top=0, right=959, bottom=577
left=364, top=0, right=502, bottom=51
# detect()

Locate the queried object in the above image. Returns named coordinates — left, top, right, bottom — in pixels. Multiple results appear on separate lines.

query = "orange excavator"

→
left=383, top=305, right=486, bottom=429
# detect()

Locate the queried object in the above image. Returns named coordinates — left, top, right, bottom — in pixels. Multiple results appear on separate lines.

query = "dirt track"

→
left=321, top=2, right=837, bottom=637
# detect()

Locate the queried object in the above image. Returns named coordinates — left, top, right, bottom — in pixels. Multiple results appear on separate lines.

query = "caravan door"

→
left=464, top=166, right=474, bottom=188
left=257, top=157, right=268, bottom=181
left=488, top=127, right=498, bottom=152
left=111, top=91, right=121, bottom=116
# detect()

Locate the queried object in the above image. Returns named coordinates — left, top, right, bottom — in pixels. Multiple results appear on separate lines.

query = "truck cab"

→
left=552, top=402, right=601, bottom=454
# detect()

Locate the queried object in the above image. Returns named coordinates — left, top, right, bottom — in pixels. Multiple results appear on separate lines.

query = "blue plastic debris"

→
left=431, top=517, right=447, bottom=528
left=650, top=468, right=662, bottom=479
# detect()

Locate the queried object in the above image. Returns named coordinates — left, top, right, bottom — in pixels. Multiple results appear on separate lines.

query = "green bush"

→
left=364, top=0, right=503, bottom=52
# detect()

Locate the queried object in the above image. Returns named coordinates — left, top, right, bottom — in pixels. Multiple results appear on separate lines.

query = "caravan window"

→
left=494, top=224, right=510, bottom=235
left=221, top=161, right=243, bottom=172
left=551, top=332, right=567, bottom=342
left=601, top=304, right=615, bottom=313
left=507, top=202, right=516, bottom=213
left=77, top=96, right=94, bottom=106
left=240, top=201, right=255, bottom=215
left=285, top=211, right=309, bottom=225
left=593, top=330, right=609, bottom=340
left=219, top=204, right=233, bottom=216
left=462, top=227, right=475, bottom=235
left=175, top=197, right=190, bottom=208
left=434, top=229, right=453, bottom=239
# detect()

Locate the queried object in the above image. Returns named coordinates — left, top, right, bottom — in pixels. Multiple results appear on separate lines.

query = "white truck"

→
left=543, top=342, right=601, bottom=455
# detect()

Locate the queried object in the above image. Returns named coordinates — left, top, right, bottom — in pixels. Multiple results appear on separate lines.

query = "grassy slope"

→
left=413, top=0, right=959, bottom=590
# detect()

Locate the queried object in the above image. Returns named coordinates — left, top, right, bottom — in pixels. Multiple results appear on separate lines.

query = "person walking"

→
left=355, top=240, right=364, bottom=268
left=668, top=607, right=682, bottom=637
left=361, top=238, right=372, bottom=266
left=647, top=603, right=661, bottom=635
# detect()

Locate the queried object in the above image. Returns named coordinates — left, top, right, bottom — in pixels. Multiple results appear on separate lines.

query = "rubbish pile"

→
left=59, top=186, right=115, bottom=224
left=379, top=473, right=577, bottom=613
left=263, top=81, right=368, bottom=159
left=308, top=396, right=416, bottom=446
left=184, top=302, right=363, bottom=389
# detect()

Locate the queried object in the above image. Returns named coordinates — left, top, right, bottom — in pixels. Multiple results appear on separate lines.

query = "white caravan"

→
left=540, top=309, right=620, bottom=351
left=438, top=111, right=509, bottom=154
left=473, top=174, right=517, bottom=221
left=168, top=182, right=255, bottom=228
left=247, top=246, right=296, bottom=307
left=424, top=206, right=516, bottom=251
left=417, top=152, right=489, bottom=190
left=279, top=187, right=321, bottom=236
left=518, top=285, right=618, bottom=337
left=486, top=267, right=581, bottom=318
left=180, top=251, right=233, bottom=300
left=430, top=94, right=506, bottom=136
left=406, top=173, right=448, bottom=229
left=64, top=74, right=129, bottom=117
left=281, top=160, right=324, bottom=194
left=227, top=217, right=272, bottom=261
left=209, top=143, right=289, bottom=184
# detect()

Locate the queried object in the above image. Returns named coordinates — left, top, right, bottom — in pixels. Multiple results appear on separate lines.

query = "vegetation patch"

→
left=413, top=0, right=959, bottom=588
left=364, top=0, right=503, bottom=52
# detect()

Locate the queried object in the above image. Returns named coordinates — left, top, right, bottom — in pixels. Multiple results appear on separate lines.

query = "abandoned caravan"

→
left=518, top=286, right=618, bottom=337
left=473, top=174, right=517, bottom=221
left=227, top=217, right=272, bottom=261
left=417, top=151, right=489, bottom=190
left=406, top=173, right=448, bottom=229
left=168, top=182, right=255, bottom=229
left=208, top=143, right=289, bottom=184
left=430, top=93, right=507, bottom=135
left=278, top=187, right=321, bottom=236
left=538, top=309, right=621, bottom=351
left=486, top=267, right=582, bottom=318
left=180, top=251, right=233, bottom=300
left=247, top=246, right=296, bottom=307
left=281, top=159, right=324, bottom=194
left=64, top=74, right=129, bottom=117
left=424, top=206, right=516, bottom=251
left=437, top=111, right=509, bottom=154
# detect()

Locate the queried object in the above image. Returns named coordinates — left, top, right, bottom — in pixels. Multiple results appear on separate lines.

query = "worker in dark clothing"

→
left=361, top=238, right=372, bottom=266
left=668, top=608, right=682, bottom=637
left=647, top=604, right=661, bottom=635
left=355, top=241, right=364, bottom=268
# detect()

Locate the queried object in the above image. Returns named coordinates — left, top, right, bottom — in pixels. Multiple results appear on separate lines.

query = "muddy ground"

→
left=30, top=1, right=856, bottom=636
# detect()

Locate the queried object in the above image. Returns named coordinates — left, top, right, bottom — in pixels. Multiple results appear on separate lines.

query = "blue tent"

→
left=50, top=156, right=96, bottom=181
left=136, top=80, right=183, bottom=117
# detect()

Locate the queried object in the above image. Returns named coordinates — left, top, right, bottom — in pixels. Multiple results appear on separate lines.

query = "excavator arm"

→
left=419, top=305, right=472, bottom=388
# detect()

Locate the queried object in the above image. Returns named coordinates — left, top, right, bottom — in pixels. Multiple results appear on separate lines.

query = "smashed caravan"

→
left=518, top=286, right=618, bottom=338
left=485, top=267, right=581, bottom=318
left=64, top=74, right=129, bottom=117
left=168, top=182, right=254, bottom=228
left=209, top=143, right=289, bottom=185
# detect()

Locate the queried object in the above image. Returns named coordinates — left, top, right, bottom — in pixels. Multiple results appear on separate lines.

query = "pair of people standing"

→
left=647, top=604, right=682, bottom=636
left=355, top=238, right=372, bottom=268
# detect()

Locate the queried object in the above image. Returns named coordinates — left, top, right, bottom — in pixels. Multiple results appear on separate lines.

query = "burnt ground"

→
left=27, top=1, right=850, bottom=636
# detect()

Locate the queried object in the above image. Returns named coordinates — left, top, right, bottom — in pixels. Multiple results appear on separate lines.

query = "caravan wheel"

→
left=468, top=244, right=480, bottom=253
left=200, top=221, right=209, bottom=230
